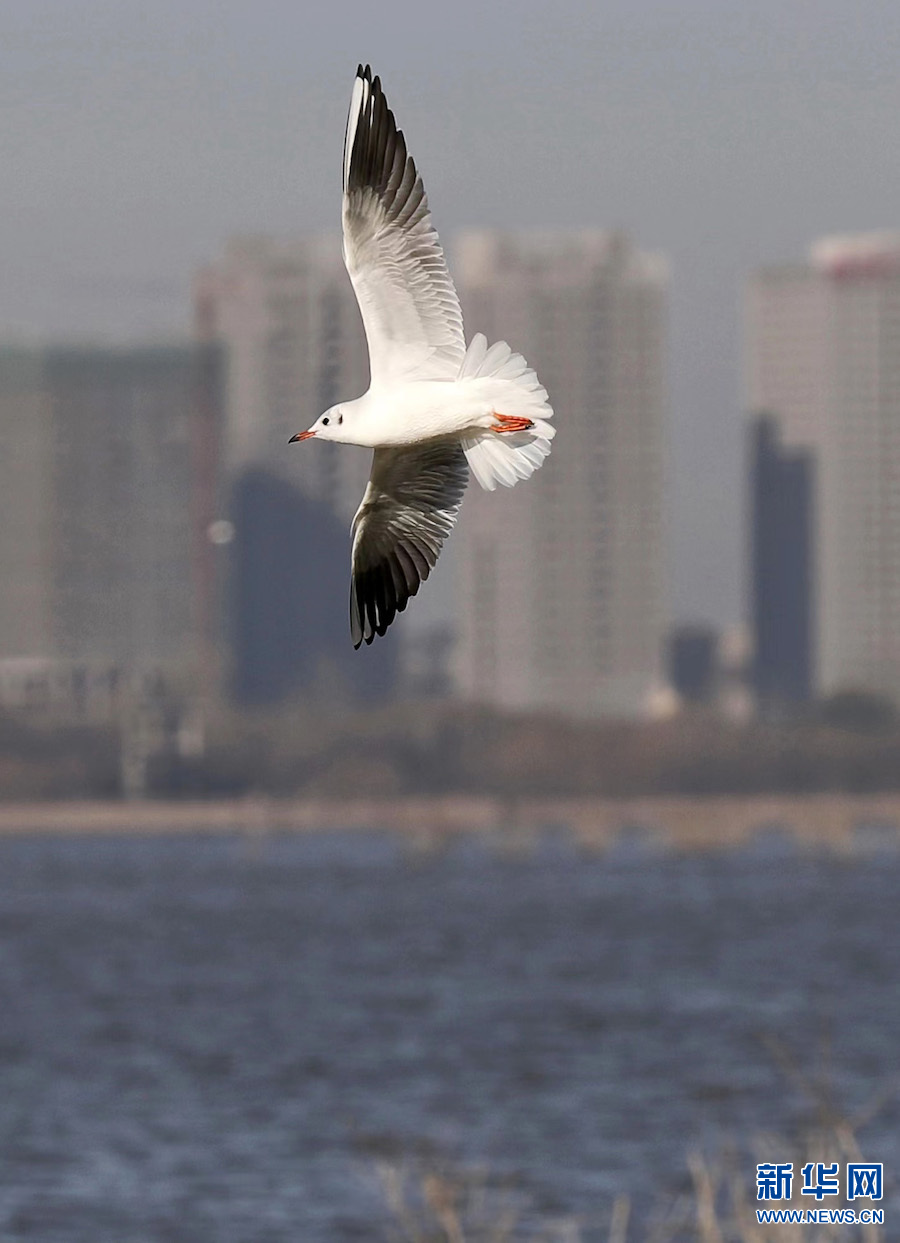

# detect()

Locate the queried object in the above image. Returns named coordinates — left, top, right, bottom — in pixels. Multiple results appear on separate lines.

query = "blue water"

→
left=0, top=831, right=898, bottom=1241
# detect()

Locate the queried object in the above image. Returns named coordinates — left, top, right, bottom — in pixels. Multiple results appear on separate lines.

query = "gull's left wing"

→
left=350, top=440, right=469, bottom=646
left=342, top=65, right=466, bottom=387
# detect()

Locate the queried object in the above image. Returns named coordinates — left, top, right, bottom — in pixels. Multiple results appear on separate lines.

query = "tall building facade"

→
left=195, top=235, right=372, bottom=524
left=0, top=344, right=217, bottom=711
left=0, top=350, right=53, bottom=661
left=195, top=236, right=404, bottom=702
left=747, top=232, right=900, bottom=700
left=47, top=348, right=199, bottom=670
left=452, top=231, right=668, bottom=717
left=749, top=414, right=814, bottom=706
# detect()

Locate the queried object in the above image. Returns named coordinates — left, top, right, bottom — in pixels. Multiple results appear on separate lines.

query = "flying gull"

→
left=290, top=65, right=555, bottom=647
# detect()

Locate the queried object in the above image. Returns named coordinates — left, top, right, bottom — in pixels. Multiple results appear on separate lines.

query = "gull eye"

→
left=322, top=416, right=329, bottom=426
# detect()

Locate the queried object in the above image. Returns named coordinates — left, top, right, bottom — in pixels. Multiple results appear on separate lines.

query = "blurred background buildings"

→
left=190, top=228, right=669, bottom=719
left=746, top=231, right=900, bottom=706
left=747, top=414, right=814, bottom=711
left=4, top=222, right=900, bottom=782
left=195, top=235, right=371, bottom=519
left=195, top=236, right=395, bottom=705
left=0, top=344, right=213, bottom=715
left=453, top=231, right=668, bottom=716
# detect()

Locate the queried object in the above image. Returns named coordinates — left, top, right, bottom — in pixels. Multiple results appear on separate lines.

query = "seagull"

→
left=290, top=65, right=555, bottom=648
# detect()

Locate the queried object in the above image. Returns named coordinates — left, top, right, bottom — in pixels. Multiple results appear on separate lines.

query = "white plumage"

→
left=289, top=65, right=555, bottom=647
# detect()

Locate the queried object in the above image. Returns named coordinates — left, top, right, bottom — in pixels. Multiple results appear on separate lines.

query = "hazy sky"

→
left=4, top=0, right=900, bottom=627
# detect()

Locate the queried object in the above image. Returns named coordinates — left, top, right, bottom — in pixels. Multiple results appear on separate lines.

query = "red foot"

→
left=492, top=412, right=534, bottom=433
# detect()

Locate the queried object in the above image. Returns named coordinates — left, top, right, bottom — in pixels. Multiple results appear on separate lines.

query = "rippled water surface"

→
left=0, top=831, right=898, bottom=1241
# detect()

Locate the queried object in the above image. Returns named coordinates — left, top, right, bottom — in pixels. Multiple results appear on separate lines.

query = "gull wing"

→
left=350, top=440, right=469, bottom=646
left=342, top=65, right=466, bottom=387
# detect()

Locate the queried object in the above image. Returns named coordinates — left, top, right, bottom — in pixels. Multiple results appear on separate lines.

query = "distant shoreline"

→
left=0, top=793, right=898, bottom=851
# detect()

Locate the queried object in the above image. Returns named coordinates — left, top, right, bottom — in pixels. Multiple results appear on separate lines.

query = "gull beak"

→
left=289, top=430, right=316, bottom=443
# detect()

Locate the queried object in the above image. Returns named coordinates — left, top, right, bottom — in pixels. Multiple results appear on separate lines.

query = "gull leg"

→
left=491, top=411, right=534, bottom=433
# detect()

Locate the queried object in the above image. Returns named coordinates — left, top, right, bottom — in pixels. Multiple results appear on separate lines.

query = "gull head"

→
left=289, top=405, right=350, bottom=444
left=288, top=405, right=348, bottom=444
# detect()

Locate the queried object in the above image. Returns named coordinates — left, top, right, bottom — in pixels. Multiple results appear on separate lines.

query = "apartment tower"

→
left=195, top=235, right=372, bottom=523
left=747, top=232, right=900, bottom=700
left=452, top=231, right=668, bottom=717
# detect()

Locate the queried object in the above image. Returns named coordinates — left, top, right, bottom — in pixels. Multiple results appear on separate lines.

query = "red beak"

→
left=289, top=430, right=316, bottom=443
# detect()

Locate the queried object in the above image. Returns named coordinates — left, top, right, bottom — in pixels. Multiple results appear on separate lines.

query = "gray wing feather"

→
left=350, top=440, right=469, bottom=647
left=342, top=65, right=465, bottom=385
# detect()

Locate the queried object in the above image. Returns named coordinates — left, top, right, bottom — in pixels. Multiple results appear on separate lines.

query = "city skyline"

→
left=0, top=223, right=667, bottom=721
left=4, top=1, right=900, bottom=629
left=5, top=225, right=900, bottom=717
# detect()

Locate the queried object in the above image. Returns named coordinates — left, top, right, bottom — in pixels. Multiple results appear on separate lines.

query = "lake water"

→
left=0, top=830, right=898, bottom=1241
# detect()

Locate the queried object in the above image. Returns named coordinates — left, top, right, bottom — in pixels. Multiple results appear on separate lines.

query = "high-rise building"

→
left=0, top=344, right=218, bottom=712
left=197, top=236, right=409, bottom=702
left=451, top=231, right=668, bottom=717
left=748, top=414, right=814, bottom=707
left=47, top=347, right=199, bottom=670
left=0, top=350, right=53, bottom=662
left=747, top=232, right=900, bottom=700
left=195, top=235, right=372, bottom=524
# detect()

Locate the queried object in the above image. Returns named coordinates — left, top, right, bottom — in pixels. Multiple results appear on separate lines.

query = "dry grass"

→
left=375, top=1160, right=582, bottom=1242
left=376, top=1041, right=892, bottom=1242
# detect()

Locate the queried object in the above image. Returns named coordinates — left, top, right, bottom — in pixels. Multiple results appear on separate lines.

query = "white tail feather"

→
left=459, top=333, right=555, bottom=491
